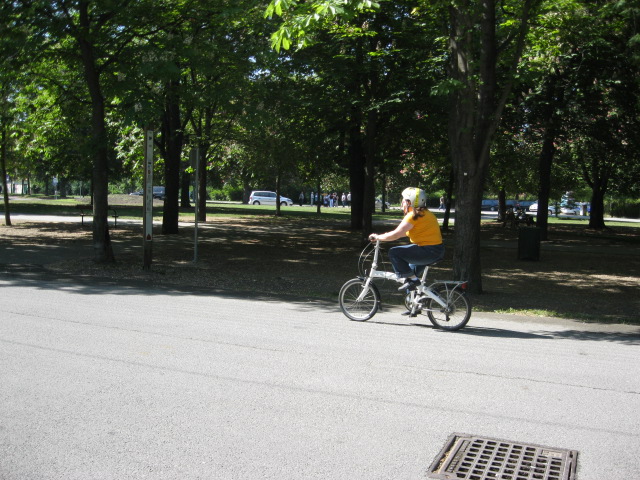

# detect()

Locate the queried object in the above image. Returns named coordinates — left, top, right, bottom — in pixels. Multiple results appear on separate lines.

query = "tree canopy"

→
left=2, top=0, right=638, bottom=289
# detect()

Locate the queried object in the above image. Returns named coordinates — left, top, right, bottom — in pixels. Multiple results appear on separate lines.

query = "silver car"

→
left=152, top=186, right=165, bottom=200
left=249, top=191, right=293, bottom=206
left=375, top=197, right=391, bottom=209
left=529, top=202, right=556, bottom=214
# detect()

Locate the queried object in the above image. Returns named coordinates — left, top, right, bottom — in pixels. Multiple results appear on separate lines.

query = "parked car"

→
left=129, top=187, right=164, bottom=199
left=529, top=202, right=556, bottom=214
left=375, top=197, right=391, bottom=209
left=481, top=199, right=499, bottom=211
left=518, top=200, right=536, bottom=211
left=560, top=205, right=580, bottom=215
left=561, top=202, right=589, bottom=215
left=153, top=186, right=165, bottom=200
left=559, top=192, right=583, bottom=215
left=249, top=190, right=293, bottom=206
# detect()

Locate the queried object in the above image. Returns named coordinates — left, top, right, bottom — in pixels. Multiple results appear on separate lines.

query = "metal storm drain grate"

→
left=427, top=433, right=578, bottom=480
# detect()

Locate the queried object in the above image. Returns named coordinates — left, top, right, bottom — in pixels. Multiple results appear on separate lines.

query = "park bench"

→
left=76, top=204, right=120, bottom=227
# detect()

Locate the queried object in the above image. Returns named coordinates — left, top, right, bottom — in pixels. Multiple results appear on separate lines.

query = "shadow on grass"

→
left=1, top=216, right=639, bottom=327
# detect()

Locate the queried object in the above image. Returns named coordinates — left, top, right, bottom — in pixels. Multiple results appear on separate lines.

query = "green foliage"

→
left=107, top=180, right=141, bottom=195
left=208, top=184, right=244, bottom=202
left=3, top=0, right=639, bottom=236
left=610, top=198, right=640, bottom=218
left=265, top=0, right=382, bottom=51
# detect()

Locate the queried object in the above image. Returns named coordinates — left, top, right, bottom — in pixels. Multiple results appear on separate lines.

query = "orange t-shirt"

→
left=404, top=210, right=442, bottom=246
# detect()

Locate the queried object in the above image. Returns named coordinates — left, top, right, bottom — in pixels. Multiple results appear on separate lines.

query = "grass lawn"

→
left=4, top=194, right=637, bottom=228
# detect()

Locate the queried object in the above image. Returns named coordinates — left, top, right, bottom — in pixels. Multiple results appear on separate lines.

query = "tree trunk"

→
left=77, top=2, right=114, bottom=263
left=536, top=132, right=555, bottom=240
left=197, top=143, right=207, bottom=222
left=535, top=73, right=563, bottom=241
left=275, top=173, right=282, bottom=217
left=180, top=163, right=191, bottom=208
left=498, top=188, right=506, bottom=221
left=442, top=168, right=454, bottom=231
left=348, top=36, right=367, bottom=232
left=588, top=180, right=607, bottom=230
left=448, top=4, right=489, bottom=293
left=361, top=109, right=377, bottom=241
left=316, top=177, right=322, bottom=214
left=448, top=0, right=534, bottom=293
left=452, top=150, right=487, bottom=292
left=379, top=169, right=387, bottom=213
left=162, top=79, right=183, bottom=235
left=348, top=111, right=365, bottom=230
left=59, top=178, right=67, bottom=198
left=1, top=128, right=11, bottom=226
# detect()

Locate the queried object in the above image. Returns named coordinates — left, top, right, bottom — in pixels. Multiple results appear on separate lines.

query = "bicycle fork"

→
left=356, top=277, right=374, bottom=302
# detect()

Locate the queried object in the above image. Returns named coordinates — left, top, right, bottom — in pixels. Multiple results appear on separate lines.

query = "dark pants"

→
left=388, top=244, right=445, bottom=278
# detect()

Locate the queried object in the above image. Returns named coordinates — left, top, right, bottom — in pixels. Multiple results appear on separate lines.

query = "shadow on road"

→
left=357, top=317, right=640, bottom=346
left=3, top=267, right=640, bottom=346
left=453, top=325, right=640, bottom=345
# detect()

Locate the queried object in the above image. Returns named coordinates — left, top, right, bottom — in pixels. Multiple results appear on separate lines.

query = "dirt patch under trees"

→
left=1, top=213, right=638, bottom=324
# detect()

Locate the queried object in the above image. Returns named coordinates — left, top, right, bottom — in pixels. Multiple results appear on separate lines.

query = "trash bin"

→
left=518, top=227, right=541, bottom=261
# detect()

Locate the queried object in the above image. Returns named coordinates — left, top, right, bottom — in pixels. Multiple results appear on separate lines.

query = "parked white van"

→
left=249, top=191, right=293, bottom=206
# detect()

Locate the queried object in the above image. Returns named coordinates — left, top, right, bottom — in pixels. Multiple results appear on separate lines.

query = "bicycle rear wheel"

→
left=339, top=278, right=380, bottom=321
left=427, top=289, right=471, bottom=331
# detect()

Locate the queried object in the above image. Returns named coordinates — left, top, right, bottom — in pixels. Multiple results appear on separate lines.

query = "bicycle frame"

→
left=358, top=241, right=467, bottom=310
left=356, top=241, right=395, bottom=301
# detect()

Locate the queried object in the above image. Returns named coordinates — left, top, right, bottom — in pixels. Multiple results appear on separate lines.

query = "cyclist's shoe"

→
left=401, top=309, right=420, bottom=317
left=398, top=278, right=420, bottom=292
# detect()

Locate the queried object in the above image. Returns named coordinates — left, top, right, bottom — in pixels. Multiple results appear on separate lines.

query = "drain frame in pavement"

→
left=427, top=433, right=578, bottom=480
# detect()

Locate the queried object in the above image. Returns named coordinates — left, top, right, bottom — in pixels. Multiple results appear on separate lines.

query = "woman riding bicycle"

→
left=368, top=187, right=444, bottom=292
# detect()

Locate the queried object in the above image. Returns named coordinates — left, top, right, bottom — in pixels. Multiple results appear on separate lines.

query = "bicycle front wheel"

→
left=427, top=289, right=471, bottom=331
left=339, top=278, right=380, bottom=321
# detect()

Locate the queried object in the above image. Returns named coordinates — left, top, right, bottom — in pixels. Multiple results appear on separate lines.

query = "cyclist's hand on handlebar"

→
left=369, top=233, right=379, bottom=242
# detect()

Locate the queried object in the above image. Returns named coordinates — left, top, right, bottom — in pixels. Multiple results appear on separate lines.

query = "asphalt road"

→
left=0, top=273, right=639, bottom=480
